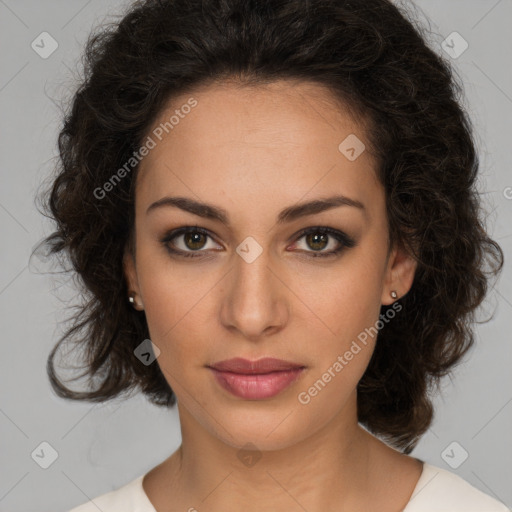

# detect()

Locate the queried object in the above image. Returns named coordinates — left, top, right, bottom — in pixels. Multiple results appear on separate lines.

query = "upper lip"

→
left=209, top=357, right=305, bottom=374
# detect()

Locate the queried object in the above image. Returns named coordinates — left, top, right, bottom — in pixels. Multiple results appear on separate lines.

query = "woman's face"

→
left=124, top=79, right=416, bottom=450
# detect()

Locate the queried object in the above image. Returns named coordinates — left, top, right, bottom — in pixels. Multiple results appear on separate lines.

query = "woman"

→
left=40, top=0, right=508, bottom=510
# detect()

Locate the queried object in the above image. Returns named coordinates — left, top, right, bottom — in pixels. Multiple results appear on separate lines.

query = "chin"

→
left=205, top=402, right=320, bottom=452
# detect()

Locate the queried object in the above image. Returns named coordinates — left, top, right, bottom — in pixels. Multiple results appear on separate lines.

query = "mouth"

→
left=207, top=357, right=306, bottom=400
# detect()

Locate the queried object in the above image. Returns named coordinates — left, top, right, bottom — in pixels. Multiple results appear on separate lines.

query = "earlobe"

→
left=381, top=244, right=418, bottom=305
left=128, top=291, right=144, bottom=310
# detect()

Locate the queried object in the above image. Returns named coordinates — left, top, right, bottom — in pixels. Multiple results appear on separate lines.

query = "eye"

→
left=161, top=226, right=221, bottom=258
left=289, top=226, right=356, bottom=258
left=161, top=226, right=356, bottom=259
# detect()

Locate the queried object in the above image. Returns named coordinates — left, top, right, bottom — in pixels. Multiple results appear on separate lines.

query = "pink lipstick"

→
left=208, top=357, right=305, bottom=399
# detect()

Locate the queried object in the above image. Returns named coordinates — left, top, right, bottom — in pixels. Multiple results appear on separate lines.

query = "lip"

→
left=210, top=357, right=304, bottom=374
left=208, top=358, right=306, bottom=400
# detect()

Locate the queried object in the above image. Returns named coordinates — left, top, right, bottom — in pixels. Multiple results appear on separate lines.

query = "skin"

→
left=124, top=79, right=422, bottom=512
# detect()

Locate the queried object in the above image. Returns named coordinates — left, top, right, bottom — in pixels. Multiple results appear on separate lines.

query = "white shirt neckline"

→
left=68, top=458, right=511, bottom=511
left=135, top=460, right=428, bottom=511
left=127, top=460, right=509, bottom=512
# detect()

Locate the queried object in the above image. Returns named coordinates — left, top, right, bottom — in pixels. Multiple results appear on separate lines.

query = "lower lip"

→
left=209, top=368, right=305, bottom=399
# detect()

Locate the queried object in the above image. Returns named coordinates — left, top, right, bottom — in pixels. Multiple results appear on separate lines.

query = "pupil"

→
left=307, top=232, right=328, bottom=251
left=185, top=232, right=206, bottom=250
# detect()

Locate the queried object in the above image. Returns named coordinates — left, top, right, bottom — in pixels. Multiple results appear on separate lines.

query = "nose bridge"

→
left=220, top=237, right=288, bottom=338
left=235, top=242, right=273, bottom=295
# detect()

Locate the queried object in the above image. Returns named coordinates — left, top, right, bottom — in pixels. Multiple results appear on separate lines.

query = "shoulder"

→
left=404, top=462, right=510, bottom=512
left=67, top=474, right=156, bottom=512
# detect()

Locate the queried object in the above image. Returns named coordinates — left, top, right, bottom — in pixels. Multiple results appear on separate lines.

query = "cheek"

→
left=135, top=243, right=203, bottom=335
left=294, top=278, right=379, bottom=420
left=304, top=255, right=385, bottom=342
left=140, top=277, right=181, bottom=342
left=294, top=254, right=386, bottom=393
left=135, top=256, right=215, bottom=375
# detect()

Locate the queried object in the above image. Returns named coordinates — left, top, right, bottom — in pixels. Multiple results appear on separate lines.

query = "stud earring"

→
left=390, top=290, right=398, bottom=299
left=128, top=292, right=143, bottom=309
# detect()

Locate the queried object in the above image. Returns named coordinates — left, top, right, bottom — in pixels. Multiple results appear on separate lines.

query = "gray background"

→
left=0, top=0, right=511, bottom=510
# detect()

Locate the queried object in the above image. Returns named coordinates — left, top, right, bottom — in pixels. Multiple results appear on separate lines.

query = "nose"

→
left=219, top=246, right=289, bottom=341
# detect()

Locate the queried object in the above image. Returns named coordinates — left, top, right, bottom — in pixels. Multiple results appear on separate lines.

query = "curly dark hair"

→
left=37, top=0, right=504, bottom=454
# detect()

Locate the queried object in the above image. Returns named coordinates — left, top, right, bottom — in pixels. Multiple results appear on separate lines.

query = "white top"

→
left=67, top=462, right=510, bottom=512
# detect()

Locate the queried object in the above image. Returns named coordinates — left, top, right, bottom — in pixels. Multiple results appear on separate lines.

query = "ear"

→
left=381, top=243, right=418, bottom=305
left=123, top=245, right=144, bottom=311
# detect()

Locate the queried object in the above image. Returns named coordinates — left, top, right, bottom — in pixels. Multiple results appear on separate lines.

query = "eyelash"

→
left=160, top=226, right=356, bottom=259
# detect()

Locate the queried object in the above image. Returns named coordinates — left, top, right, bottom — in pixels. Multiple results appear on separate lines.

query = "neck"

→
left=165, top=397, right=377, bottom=511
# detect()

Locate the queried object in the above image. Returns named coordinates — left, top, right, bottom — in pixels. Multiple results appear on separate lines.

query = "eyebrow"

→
left=146, top=194, right=366, bottom=225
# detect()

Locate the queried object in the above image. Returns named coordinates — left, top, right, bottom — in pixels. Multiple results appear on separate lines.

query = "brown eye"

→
left=183, top=231, right=208, bottom=250
left=291, top=227, right=356, bottom=258
left=161, top=227, right=221, bottom=258
left=304, top=232, right=329, bottom=251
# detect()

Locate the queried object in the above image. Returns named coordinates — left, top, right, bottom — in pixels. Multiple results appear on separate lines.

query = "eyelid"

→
left=291, top=226, right=356, bottom=248
left=161, top=226, right=222, bottom=252
left=287, top=226, right=356, bottom=259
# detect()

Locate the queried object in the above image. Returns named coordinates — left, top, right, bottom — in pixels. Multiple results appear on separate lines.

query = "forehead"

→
left=135, top=79, right=382, bottom=222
